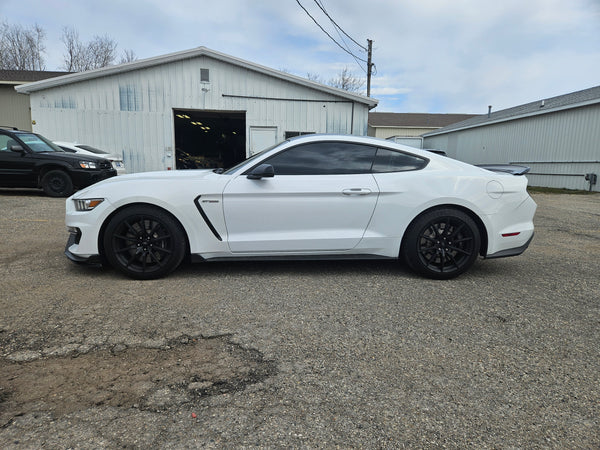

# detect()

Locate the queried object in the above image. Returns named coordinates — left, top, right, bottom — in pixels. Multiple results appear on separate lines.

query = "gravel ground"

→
left=0, top=189, right=598, bottom=448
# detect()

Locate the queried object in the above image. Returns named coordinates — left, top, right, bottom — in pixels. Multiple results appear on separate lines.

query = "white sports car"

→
left=55, top=141, right=127, bottom=175
left=65, top=135, right=536, bottom=280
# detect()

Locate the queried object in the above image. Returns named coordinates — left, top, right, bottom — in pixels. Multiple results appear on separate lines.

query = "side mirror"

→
left=10, top=144, right=25, bottom=153
left=247, top=164, right=274, bottom=180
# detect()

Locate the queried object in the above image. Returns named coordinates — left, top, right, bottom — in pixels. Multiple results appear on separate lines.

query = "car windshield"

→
left=222, top=141, right=285, bottom=175
left=76, top=145, right=109, bottom=155
left=19, top=134, right=64, bottom=153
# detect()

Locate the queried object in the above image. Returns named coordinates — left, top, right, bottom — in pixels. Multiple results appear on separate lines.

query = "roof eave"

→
left=14, top=46, right=378, bottom=108
left=423, top=98, right=600, bottom=137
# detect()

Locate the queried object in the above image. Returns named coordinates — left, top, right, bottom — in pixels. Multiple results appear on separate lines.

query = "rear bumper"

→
left=485, top=233, right=534, bottom=259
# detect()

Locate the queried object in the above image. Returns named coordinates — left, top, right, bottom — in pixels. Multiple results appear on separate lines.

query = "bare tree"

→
left=61, top=26, right=117, bottom=72
left=306, top=72, right=323, bottom=83
left=60, top=26, right=82, bottom=72
left=306, top=67, right=365, bottom=93
left=328, top=67, right=365, bottom=93
left=0, top=22, right=46, bottom=70
left=119, top=49, right=137, bottom=64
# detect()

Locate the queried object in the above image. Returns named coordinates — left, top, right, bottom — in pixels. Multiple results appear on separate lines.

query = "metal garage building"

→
left=15, top=47, right=377, bottom=173
left=423, top=86, right=600, bottom=192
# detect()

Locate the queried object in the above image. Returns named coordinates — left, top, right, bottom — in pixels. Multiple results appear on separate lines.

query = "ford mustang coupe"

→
left=65, top=135, right=536, bottom=280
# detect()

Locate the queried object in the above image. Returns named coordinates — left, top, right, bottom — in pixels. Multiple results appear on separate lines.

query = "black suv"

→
left=0, top=127, right=117, bottom=197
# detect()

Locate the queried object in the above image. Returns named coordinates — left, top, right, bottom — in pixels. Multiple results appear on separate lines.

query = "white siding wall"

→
left=28, top=56, right=370, bottom=173
left=368, top=126, right=436, bottom=139
left=423, top=104, right=600, bottom=191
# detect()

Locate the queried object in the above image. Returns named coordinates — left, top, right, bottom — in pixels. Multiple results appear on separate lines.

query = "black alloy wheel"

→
left=103, top=205, right=186, bottom=279
left=402, top=208, right=481, bottom=279
left=41, top=170, right=74, bottom=197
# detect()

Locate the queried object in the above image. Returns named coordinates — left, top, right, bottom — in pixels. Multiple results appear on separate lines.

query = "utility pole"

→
left=366, top=39, right=373, bottom=97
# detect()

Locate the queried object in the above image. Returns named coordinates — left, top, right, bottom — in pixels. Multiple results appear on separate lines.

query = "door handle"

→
left=342, top=188, right=372, bottom=195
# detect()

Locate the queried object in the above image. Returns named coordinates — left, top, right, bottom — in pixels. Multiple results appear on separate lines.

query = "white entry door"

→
left=249, top=127, right=277, bottom=155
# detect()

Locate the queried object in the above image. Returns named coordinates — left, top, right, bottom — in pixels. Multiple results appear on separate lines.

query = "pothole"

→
left=0, top=335, right=276, bottom=425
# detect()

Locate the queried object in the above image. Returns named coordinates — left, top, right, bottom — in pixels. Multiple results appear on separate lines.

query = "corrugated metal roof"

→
left=369, top=112, right=477, bottom=128
left=14, top=47, right=378, bottom=108
left=0, top=70, right=71, bottom=84
left=424, top=85, right=600, bottom=136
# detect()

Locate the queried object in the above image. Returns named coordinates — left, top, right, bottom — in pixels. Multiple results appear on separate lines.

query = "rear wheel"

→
left=41, top=170, right=73, bottom=197
left=402, top=208, right=480, bottom=279
left=103, top=205, right=186, bottom=279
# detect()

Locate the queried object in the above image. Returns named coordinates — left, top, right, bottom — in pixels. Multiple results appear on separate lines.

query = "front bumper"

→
left=70, top=168, right=117, bottom=188
left=65, top=227, right=102, bottom=265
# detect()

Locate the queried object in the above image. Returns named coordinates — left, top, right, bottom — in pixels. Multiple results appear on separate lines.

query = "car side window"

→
left=0, top=135, right=12, bottom=151
left=264, top=142, right=377, bottom=175
left=372, top=148, right=428, bottom=172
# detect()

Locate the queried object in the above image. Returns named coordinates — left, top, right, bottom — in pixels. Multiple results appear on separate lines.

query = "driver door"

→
left=222, top=141, right=379, bottom=253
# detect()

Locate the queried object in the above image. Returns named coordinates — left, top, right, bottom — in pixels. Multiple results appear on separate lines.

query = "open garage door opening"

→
left=174, top=110, right=246, bottom=170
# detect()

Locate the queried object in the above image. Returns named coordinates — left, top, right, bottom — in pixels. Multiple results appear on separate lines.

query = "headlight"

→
left=79, top=161, right=98, bottom=169
left=74, top=198, right=104, bottom=211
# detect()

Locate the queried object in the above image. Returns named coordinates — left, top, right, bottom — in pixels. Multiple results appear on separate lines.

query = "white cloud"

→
left=1, top=0, right=598, bottom=113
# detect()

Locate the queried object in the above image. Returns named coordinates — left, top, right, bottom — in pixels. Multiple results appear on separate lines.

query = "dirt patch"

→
left=0, top=336, right=276, bottom=426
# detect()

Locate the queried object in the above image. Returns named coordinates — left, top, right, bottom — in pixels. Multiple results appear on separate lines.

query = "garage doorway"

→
left=173, top=110, right=246, bottom=170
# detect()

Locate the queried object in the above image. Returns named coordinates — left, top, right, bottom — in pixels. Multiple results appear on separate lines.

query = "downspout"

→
left=351, top=102, right=355, bottom=135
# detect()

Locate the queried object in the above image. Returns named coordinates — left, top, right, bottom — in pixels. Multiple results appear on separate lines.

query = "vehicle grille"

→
left=99, top=161, right=112, bottom=169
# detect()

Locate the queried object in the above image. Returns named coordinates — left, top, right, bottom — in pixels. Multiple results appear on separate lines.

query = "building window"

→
left=53, top=96, right=76, bottom=109
left=285, top=131, right=315, bottom=139
left=200, top=68, right=209, bottom=82
left=119, top=85, right=142, bottom=111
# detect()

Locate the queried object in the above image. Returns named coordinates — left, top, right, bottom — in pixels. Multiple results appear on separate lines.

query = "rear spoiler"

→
left=476, top=164, right=531, bottom=176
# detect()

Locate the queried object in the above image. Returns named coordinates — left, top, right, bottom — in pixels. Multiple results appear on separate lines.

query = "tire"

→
left=402, top=208, right=481, bottom=279
left=103, top=205, right=187, bottom=280
left=41, top=170, right=74, bottom=197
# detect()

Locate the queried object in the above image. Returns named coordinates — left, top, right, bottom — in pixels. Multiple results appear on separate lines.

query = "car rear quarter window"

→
left=264, top=142, right=376, bottom=175
left=372, top=148, right=428, bottom=172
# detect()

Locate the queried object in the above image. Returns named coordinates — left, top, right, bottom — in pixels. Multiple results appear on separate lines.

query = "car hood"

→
left=37, top=151, right=110, bottom=163
left=72, top=169, right=219, bottom=197
left=108, top=169, right=214, bottom=182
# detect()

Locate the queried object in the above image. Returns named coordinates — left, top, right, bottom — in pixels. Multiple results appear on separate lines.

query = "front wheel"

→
left=402, top=208, right=481, bottom=279
left=41, top=170, right=73, bottom=197
left=103, top=205, right=186, bottom=279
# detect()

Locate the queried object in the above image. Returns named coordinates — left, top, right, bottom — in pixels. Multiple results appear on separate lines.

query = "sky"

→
left=1, top=0, right=599, bottom=113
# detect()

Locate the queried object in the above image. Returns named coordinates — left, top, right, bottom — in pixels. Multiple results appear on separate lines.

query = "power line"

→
left=295, top=0, right=368, bottom=64
left=312, top=0, right=367, bottom=51
left=315, top=0, right=367, bottom=73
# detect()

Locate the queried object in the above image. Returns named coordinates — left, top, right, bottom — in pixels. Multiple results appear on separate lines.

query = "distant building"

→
left=0, top=70, right=70, bottom=131
left=423, top=86, right=600, bottom=192
left=15, top=47, right=377, bottom=173
left=368, top=112, right=477, bottom=140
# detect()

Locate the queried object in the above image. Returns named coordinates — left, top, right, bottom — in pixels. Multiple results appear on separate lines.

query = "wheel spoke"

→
left=114, top=243, right=138, bottom=253
left=449, top=222, right=465, bottom=239
left=448, top=245, right=472, bottom=256
left=113, top=233, right=136, bottom=242
left=148, top=220, right=161, bottom=236
left=147, top=250, right=165, bottom=267
left=125, top=251, right=139, bottom=267
left=453, top=236, right=473, bottom=244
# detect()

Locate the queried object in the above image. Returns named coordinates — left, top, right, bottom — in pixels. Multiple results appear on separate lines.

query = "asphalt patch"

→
left=0, top=336, right=276, bottom=426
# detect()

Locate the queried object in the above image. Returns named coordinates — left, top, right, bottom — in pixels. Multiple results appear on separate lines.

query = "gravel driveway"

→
left=0, top=189, right=598, bottom=448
